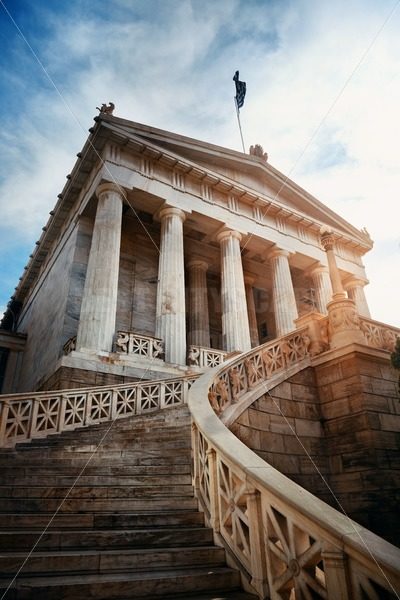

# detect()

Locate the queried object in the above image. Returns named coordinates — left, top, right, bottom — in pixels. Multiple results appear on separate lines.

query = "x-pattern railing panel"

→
left=0, top=375, right=197, bottom=447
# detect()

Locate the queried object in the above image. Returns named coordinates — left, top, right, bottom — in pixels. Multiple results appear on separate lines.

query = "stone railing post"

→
left=206, top=448, right=220, bottom=533
left=247, top=487, right=269, bottom=598
left=322, top=543, right=351, bottom=599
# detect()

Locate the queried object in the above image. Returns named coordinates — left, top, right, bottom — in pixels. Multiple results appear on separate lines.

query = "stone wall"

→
left=230, top=350, right=400, bottom=545
left=231, top=368, right=330, bottom=502
left=314, top=349, right=400, bottom=544
left=16, top=226, right=79, bottom=392
left=40, top=366, right=138, bottom=391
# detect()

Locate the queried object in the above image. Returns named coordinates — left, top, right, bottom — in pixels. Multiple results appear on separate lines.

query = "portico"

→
left=2, top=115, right=374, bottom=391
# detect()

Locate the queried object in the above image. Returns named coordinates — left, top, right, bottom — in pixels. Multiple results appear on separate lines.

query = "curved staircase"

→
left=0, top=404, right=256, bottom=599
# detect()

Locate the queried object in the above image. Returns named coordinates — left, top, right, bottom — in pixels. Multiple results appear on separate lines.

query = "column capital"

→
left=159, top=206, right=186, bottom=222
left=187, top=259, right=209, bottom=271
left=306, top=263, right=329, bottom=277
left=320, top=228, right=336, bottom=251
left=244, top=274, right=256, bottom=286
left=267, top=246, right=291, bottom=261
left=96, top=182, right=126, bottom=200
left=343, top=276, right=369, bottom=290
left=216, top=229, right=242, bottom=244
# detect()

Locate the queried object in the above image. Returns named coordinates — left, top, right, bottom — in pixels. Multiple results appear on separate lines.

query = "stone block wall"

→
left=314, top=349, right=400, bottom=544
left=40, top=366, right=138, bottom=391
left=230, top=350, right=400, bottom=545
left=231, top=367, right=331, bottom=502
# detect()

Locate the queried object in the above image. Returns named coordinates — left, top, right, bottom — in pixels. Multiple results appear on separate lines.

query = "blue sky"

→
left=0, top=0, right=399, bottom=326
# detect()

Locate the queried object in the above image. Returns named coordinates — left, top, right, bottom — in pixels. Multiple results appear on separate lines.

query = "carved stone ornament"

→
left=249, top=144, right=268, bottom=162
left=96, top=102, right=115, bottom=115
left=228, top=368, right=241, bottom=399
left=328, top=300, right=360, bottom=334
left=187, top=346, right=200, bottom=366
left=215, top=379, right=229, bottom=411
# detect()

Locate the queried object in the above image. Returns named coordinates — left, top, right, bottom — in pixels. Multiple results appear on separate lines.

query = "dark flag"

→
left=233, top=70, right=246, bottom=109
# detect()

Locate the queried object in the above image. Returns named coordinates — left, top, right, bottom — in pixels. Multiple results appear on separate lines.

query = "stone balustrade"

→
left=187, top=345, right=227, bottom=368
left=188, top=339, right=400, bottom=599
left=0, top=375, right=196, bottom=448
left=359, top=317, right=400, bottom=352
left=115, top=331, right=164, bottom=359
left=207, top=329, right=312, bottom=418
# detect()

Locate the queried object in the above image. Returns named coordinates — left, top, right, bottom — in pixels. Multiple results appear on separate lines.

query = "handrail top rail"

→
left=0, top=373, right=198, bottom=404
left=188, top=350, right=400, bottom=578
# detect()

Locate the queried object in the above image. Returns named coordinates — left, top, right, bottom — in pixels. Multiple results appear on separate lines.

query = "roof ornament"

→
left=249, top=144, right=268, bottom=162
left=360, top=226, right=372, bottom=240
left=96, top=102, right=115, bottom=115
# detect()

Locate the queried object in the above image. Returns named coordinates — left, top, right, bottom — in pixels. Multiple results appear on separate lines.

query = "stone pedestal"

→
left=76, top=183, right=124, bottom=353
left=217, top=230, right=251, bottom=352
left=188, top=260, right=210, bottom=347
left=344, top=277, right=371, bottom=318
left=155, top=207, right=186, bottom=365
left=244, top=276, right=260, bottom=348
left=268, top=248, right=298, bottom=336
left=308, top=265, right=333, bottom=314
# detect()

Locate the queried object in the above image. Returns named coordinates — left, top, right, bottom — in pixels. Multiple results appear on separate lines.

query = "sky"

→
left=0, top=0, right=399, bottom=327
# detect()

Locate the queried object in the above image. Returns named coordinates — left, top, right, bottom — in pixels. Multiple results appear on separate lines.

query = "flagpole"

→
left=234, top=97, right=246, bottom=153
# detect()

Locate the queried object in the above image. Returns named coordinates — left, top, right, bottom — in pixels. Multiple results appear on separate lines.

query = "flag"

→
left=233, top=70, right=246, bottom=109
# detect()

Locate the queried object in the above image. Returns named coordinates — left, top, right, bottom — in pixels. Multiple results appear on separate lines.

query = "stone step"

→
left=0, top=473, right=192, bottom=486
left=0, top=453, right=191, bottom=466
left=0, top=525, right=214, bottom=551
left=0, top=566, right=241, bottom=600
left=0, top=545, right=226, bottom=575
left=0, top=495, right=198, bottom=512
left=0, top=510, right=204, bottom=530
left=0, top=484, right=194, bottom=499
left=0, top=446, right=191, bottom=460
left=0, top=463, right=191, bottom=476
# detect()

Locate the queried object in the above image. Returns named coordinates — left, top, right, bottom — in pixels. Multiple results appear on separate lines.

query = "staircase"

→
left=0, top=404, right=257, bottom=599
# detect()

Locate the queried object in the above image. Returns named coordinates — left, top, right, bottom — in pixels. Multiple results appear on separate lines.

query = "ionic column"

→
left=268, top=248, right=298, bottom=336
left=320, top=231, right=346, bottom=299
left=308, top=265, right=333, bottom=314
left=76, top=183, right=124, bottom=353
left=155, top=207, right=186, bottom=365
left=344, top=277, right=371, bottom=318
left=244, top=276, right=260, bottom=347
left=217, top=230, right=251, bottom=352
left=188, top=260, right=210, bottom=347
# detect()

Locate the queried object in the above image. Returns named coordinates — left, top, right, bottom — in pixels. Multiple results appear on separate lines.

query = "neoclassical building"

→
left=1, top=112, right=373, bottom=392
left=0, top=111, right=399, bottom=599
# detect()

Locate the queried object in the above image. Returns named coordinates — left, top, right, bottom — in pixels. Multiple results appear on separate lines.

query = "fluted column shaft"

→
left=217, top=230, right=251, bottom=352
left=76, top=183, right=124, bottom=353
left=244, top=276, right=260, bottom=347
left=345, top=278, right=371, bottom=318
left=320, top=231, right=345, bottom=299
left=155, top=207, right=186, bottom=365
left=188, top=260, right=210, bottom=347
left=269, top=249, right=298, bottom=336
left=309, top=266, right=333, bottom=314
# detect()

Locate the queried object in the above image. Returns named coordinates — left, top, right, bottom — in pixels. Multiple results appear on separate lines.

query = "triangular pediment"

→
left=100, top=115, right=369, bottom=247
